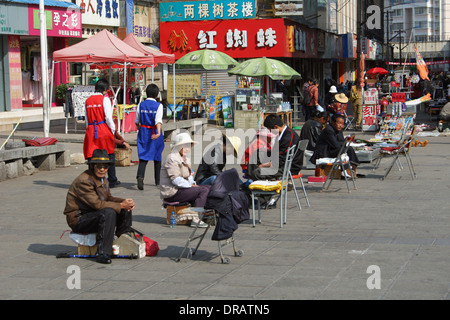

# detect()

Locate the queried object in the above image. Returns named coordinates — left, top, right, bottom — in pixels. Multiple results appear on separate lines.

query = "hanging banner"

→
left=133, top=4, right=152, bottom=43
left=8, top=36, right=22, bottom=110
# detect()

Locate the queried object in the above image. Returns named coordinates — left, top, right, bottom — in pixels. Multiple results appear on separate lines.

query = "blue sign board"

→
left=160, top=0, right=255, bottom=22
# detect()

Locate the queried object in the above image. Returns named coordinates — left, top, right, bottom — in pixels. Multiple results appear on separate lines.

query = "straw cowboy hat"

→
left=88, top=149, right=114, bottom=164
left=257, top=127, right=276, bottom=138
left=171, top=132, right=198, bottom=148
left=225, top=135, right=242, bottom=156
left=335, top=93, right=349, bottom=103
left=329, top=85, right=338, bottom=93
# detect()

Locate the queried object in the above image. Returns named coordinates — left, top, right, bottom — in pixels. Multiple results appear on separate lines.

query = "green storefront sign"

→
left=0, top=4, right=29, bottom=35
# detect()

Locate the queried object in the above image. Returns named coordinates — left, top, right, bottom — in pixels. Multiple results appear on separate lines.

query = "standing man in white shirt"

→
left=135, top=84, right=165, bottom=190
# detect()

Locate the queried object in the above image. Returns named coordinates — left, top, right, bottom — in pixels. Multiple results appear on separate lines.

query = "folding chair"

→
left=322, top=135, right=357, bottom=193
left=175, top=208, right=242, bottom=264
left=176, top=169, right=245, bottom=264
left=373, top=132, right=417, bottom=181
left=250, top=145, right=301, bottom=228
left=290, top=139, right=310, bottom=208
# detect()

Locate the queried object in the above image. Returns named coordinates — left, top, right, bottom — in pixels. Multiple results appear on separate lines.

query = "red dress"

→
left=83, top=94, right=115, bottom=159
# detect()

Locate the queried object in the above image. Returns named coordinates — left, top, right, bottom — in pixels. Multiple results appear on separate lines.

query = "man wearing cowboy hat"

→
left=63, top=149, right=135, bottom=264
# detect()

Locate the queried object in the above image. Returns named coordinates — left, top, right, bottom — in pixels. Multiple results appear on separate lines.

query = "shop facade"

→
left=159, top=9, right=319, bottom=125
left=0, top=0, right=81, bottom=115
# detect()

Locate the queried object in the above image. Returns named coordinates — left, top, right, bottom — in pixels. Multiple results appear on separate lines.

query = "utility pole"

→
left=39, top=0, right=50, bottom=137
left=356, top=0, right=365, bottom=84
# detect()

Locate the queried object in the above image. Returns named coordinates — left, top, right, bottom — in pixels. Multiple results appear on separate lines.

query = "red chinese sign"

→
left=362, top=104, right=381, bottom=131
left=391, top=92, right=406, bottom=103
left=28, top=5, right=82, bottom=38
left=160, top=18, right=288, bottom=59
left=8, top=36, right=22, bottom=110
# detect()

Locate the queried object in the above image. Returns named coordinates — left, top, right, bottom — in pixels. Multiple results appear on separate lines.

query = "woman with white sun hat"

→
left=160, top=132, right=211, bottom=212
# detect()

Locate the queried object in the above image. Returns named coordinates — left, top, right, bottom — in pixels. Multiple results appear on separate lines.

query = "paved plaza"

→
left=0, top=117, right=449, bottom=302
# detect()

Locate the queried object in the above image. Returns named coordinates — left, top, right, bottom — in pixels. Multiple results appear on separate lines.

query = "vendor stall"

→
left=228, top=57, right=300, bottom=130
left=52, top=30, right=175, bottom=134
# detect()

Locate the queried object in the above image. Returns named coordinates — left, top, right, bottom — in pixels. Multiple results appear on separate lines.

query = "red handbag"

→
left=135, top=234, right=159, bottom=256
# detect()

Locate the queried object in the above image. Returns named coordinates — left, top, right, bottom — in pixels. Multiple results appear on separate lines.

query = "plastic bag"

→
left=69, top=232, right=97, bottom=246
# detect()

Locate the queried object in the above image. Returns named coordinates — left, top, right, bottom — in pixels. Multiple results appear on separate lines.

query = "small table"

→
left=184, top=98, right=206, bottom=119
left=263, top=110, right=293, bottom=127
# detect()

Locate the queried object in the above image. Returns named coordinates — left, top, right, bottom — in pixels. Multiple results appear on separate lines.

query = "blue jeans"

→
left=200, top=175, right=217, bottom=185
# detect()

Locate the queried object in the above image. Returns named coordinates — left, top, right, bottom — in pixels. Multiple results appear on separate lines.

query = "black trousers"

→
left=73, top=208, right=132, bottom=255
left=107, top=152, right=118, bottom=186
left=136, top=160, right=161, bottom=185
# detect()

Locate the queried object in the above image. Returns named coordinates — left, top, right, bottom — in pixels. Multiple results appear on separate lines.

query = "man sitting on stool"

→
left=310, top=114, right=360, bottom=177
left=63, top=149, right=135, bottom=264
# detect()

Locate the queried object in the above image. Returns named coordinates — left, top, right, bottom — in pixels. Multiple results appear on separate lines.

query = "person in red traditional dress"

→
left=83, top=78, right=120, bottom=187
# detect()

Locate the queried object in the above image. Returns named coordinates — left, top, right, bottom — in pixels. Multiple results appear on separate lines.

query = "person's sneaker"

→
left=190, top=219, right=208, bottom=228
left=341, top=171, right=352, bottom=179
left=137, top=177, right=144, bottom=190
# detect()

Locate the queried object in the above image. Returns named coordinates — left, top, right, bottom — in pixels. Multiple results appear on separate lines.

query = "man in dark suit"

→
left=247, top=114, right=301, bottom=181
left=299, top=109, right=328, bottom=152
left=310, top=114, right=360, bottom=173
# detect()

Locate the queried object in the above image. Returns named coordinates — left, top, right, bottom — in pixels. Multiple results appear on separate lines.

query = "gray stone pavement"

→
left=1, top=115, right=450, bottom=301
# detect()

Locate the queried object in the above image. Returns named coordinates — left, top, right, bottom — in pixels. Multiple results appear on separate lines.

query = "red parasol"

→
left=366, top=67, right=388, bottom=75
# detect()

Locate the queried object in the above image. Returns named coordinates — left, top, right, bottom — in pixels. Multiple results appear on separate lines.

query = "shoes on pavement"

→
left=96, top=254, right=112, bottom=264
left=137, top=177, right=144, bottom=190
left=110, top=181, right=121, bottom=188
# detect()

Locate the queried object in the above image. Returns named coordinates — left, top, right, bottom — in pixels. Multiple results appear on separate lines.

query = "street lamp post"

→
left=39, top=0, right=50, bottom=137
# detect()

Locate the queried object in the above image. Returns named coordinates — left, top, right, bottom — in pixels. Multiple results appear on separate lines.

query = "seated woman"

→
left=241, top=127, right=275, bottom=184
left=310, top=113, right=360, bottom=176
left=194, top=134, right=241, bottom=185
left=160, top=132, right=211, bottom=225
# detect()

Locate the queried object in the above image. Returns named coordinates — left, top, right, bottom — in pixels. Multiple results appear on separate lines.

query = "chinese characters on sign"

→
left=8, top=36, right=22, bottom=110
left=134, top=4, right=152, bottom=43
left=364, top=88, right=379, bottom=105
left=28, top=6, right=82, bottom=38
left=75, top=0, right=120, bottom=27
left=160, top=19, right=287, bottom=59
left=160, top=0, right=255, bottom=22
left=363, top=104, right=380, bottom=130
left=198, top=27, right=277, bottom=49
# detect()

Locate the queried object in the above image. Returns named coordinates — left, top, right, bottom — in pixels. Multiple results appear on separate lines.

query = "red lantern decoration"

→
left=382, top=99, right=389, bottom=107
left=390, top=81, right=397, bottom=87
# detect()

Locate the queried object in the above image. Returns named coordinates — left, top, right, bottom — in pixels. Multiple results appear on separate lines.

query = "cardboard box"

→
left=78, top=244, right=97, bottom=255
left=315, top=164, right=355, bottom=179
left=114, top=148, right=132, bottom=167
left=315, top=164, right=341, bottom=179
left=113, top=234, right=146, bottom=258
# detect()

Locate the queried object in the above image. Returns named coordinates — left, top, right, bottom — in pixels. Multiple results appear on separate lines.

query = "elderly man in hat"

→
left=64, top=149, right=135, bottom=264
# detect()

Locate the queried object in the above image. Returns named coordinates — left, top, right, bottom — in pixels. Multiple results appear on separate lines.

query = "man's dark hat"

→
left=88, top=149, right=113, bottom=164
